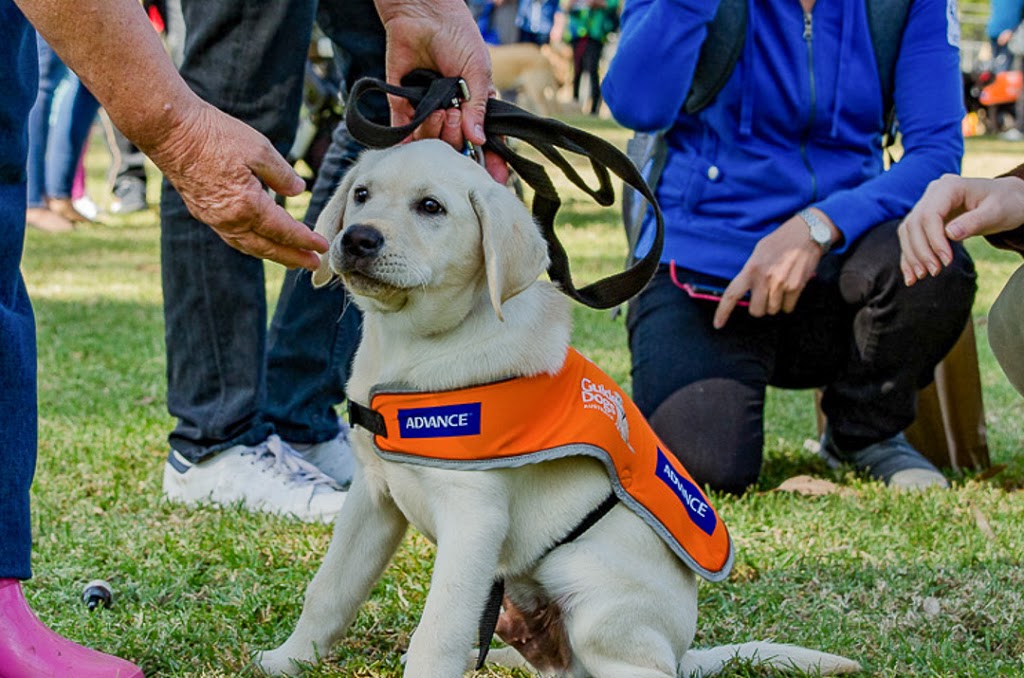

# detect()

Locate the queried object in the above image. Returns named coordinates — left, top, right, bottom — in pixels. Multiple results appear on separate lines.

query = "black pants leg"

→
left=628, top=220, right=976, bottom=494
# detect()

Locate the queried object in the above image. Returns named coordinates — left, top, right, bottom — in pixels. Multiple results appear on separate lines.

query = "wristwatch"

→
left=798, top=208, right=833, bottom=254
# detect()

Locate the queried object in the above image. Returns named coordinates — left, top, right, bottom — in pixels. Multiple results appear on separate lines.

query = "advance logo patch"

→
left=397, top=402, right=482, bottom=439
left=655, top=448, right=717, bottom=536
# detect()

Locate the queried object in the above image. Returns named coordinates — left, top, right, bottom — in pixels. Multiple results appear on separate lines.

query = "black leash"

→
left=344, top=70, right=664, bottom=310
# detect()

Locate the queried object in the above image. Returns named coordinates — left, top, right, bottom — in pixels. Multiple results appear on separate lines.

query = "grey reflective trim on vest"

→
left=375, top=442, right=735, bottom=583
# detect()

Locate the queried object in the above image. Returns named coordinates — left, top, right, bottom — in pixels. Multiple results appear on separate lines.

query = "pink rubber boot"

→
left=0, top=579, right=144, bottom=678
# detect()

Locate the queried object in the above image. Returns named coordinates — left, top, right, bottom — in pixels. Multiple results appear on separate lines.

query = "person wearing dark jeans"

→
left=159, top=0, right=390, bottom=522
left=563, top=0, right=617, bottom=115
left=2, top=0, right=332, bottom=672
left=629, top=221, right=975, bottom=494
left=570, top=35, right=603, bottom=114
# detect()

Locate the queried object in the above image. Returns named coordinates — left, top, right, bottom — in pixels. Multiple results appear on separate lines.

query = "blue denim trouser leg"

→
left=262, top=0, right=387, bottom=444
left=1, top=1, right=38, bottom=580
left=0, top=183, right=37, bottom=581
left=627, top=219, right=976, bottom=494
left=161, top=0, right=315, bottom=463
left=265, top=123, right=366, bottom=444
left=25, top=35, right=66, bottom=209
left=44, top=76, right=100, bottom=199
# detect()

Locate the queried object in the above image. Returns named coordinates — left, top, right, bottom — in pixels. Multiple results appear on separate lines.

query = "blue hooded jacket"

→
left=603, top=0, right=964, bottom=280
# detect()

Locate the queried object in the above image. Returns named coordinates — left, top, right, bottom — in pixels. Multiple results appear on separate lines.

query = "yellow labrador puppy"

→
left=254, top=140, right=859, bottom=677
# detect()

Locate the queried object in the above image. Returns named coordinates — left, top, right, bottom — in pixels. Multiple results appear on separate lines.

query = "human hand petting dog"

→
left=713, top=210, right=839, bottom=328
left=898, top=173, right=1024, bottom=286
left=20, top=0, right=502, bottom=272
left=145, top=103, right=326, bottom=270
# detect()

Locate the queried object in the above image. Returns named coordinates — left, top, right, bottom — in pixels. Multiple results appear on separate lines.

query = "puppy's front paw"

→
left=252, top=648, right=308, bottom=677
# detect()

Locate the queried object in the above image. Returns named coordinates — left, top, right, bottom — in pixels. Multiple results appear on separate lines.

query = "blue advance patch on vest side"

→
left=398, top=402, right=482, bottom=439
left=655, top=448, right=717, bottom=536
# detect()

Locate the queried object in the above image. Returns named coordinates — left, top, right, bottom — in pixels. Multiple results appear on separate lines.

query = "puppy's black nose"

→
left=341, top=224, right=384, bottom=258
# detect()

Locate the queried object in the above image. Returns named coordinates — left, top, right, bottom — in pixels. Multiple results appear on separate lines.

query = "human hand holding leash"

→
left=375, top=0, right=509, bottom=182
left=898, top=174, right=1024, bottom=286
left=713, top=212, right=836, bottom=328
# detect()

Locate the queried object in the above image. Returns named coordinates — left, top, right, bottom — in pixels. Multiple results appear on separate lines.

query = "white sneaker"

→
left=72, top=196, right=99, bottom=221
left=162, top=435, right=346, bottom=523
left=998, top=128, right=1024, bottom=142
left=286, top=422, right=356, bottom=489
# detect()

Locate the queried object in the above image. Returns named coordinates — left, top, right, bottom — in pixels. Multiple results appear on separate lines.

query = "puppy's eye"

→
left=417, top=197, right=445, bottom=216
left=353, top=187, right=369, bottom=204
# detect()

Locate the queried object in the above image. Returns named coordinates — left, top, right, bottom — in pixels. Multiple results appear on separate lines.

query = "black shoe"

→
left=818, top=429, right=949, bottom=490
left=110, top=177, right=148, bottom=214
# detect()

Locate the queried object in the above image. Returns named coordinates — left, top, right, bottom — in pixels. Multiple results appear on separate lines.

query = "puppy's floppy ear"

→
left=310, top=163, right=361, bottom=288
left=470, top=183, right=550, bottom=320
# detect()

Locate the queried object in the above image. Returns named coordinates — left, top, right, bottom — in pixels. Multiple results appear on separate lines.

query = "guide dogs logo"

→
left=580, top=377, right=631, bottom=445
left=398, top=403, right=481, bottom=439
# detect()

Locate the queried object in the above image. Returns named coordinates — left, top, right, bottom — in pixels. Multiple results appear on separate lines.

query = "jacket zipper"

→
left=801, top=10, right=818, bottom=202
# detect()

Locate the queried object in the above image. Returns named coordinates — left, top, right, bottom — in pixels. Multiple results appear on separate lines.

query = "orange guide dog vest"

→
left=355, top=348, right=734, bottom=582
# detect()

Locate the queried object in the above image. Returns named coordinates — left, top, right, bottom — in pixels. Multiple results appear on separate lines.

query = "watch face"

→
left=811, top=222, right=831, bottom=246
left=800, top=210, right=831, bottom=250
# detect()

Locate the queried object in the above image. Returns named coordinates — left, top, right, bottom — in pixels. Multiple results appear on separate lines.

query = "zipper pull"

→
left=803, top=12, right=812, bottom=41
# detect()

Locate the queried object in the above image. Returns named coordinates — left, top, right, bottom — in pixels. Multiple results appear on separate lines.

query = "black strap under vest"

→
left=344, top=70, right=664, bottom=310
left=474, top=492, right=618, bottom=669
left=349, top=400, right=386, bottom=438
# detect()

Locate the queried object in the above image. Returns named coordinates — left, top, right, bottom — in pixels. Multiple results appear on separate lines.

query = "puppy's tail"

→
left=678, top=641, right=861, bottom=677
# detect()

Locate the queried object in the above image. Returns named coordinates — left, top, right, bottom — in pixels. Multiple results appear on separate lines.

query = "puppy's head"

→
left=312, top=140, right=549, bottom=322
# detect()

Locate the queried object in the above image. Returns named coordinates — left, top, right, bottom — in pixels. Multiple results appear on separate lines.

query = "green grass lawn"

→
left=18, top=119, right=1024, bottom=677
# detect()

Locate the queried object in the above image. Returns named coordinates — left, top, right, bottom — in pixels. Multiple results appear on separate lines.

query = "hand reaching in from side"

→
left=145, top=102, right=327, bottom=270
left=898, top=174, right=1024, bottom=285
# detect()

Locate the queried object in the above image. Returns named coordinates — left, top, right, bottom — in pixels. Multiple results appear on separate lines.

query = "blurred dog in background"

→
left=489, top=42, right=573, bottom=116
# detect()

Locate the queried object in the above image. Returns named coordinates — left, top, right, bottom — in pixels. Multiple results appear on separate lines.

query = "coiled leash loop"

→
left=344, top=70, right=664, bottom=310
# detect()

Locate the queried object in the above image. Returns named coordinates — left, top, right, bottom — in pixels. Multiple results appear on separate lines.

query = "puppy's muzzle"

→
left=341, top=224, right=384, bottom=271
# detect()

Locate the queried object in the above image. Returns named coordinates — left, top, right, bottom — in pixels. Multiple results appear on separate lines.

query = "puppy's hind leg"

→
left=254, top=477, right=409, bottom=676
left=540, top=510, right=699, bottom=678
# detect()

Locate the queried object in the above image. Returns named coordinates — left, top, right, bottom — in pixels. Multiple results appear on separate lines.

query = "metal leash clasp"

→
left=452, top=78, right=486, bottom=167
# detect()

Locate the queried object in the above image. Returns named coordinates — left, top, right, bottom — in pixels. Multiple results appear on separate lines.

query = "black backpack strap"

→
left=683, top=0, right=747, bottom=115
left=866, top=0, right=914, bottom=149
left=345, top=72, right=665, bottom=310
left=621, top=131, right=669, bottom=270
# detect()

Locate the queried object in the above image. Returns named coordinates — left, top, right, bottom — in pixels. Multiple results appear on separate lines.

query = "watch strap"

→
left=798, top=208, right=832, bottom=254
